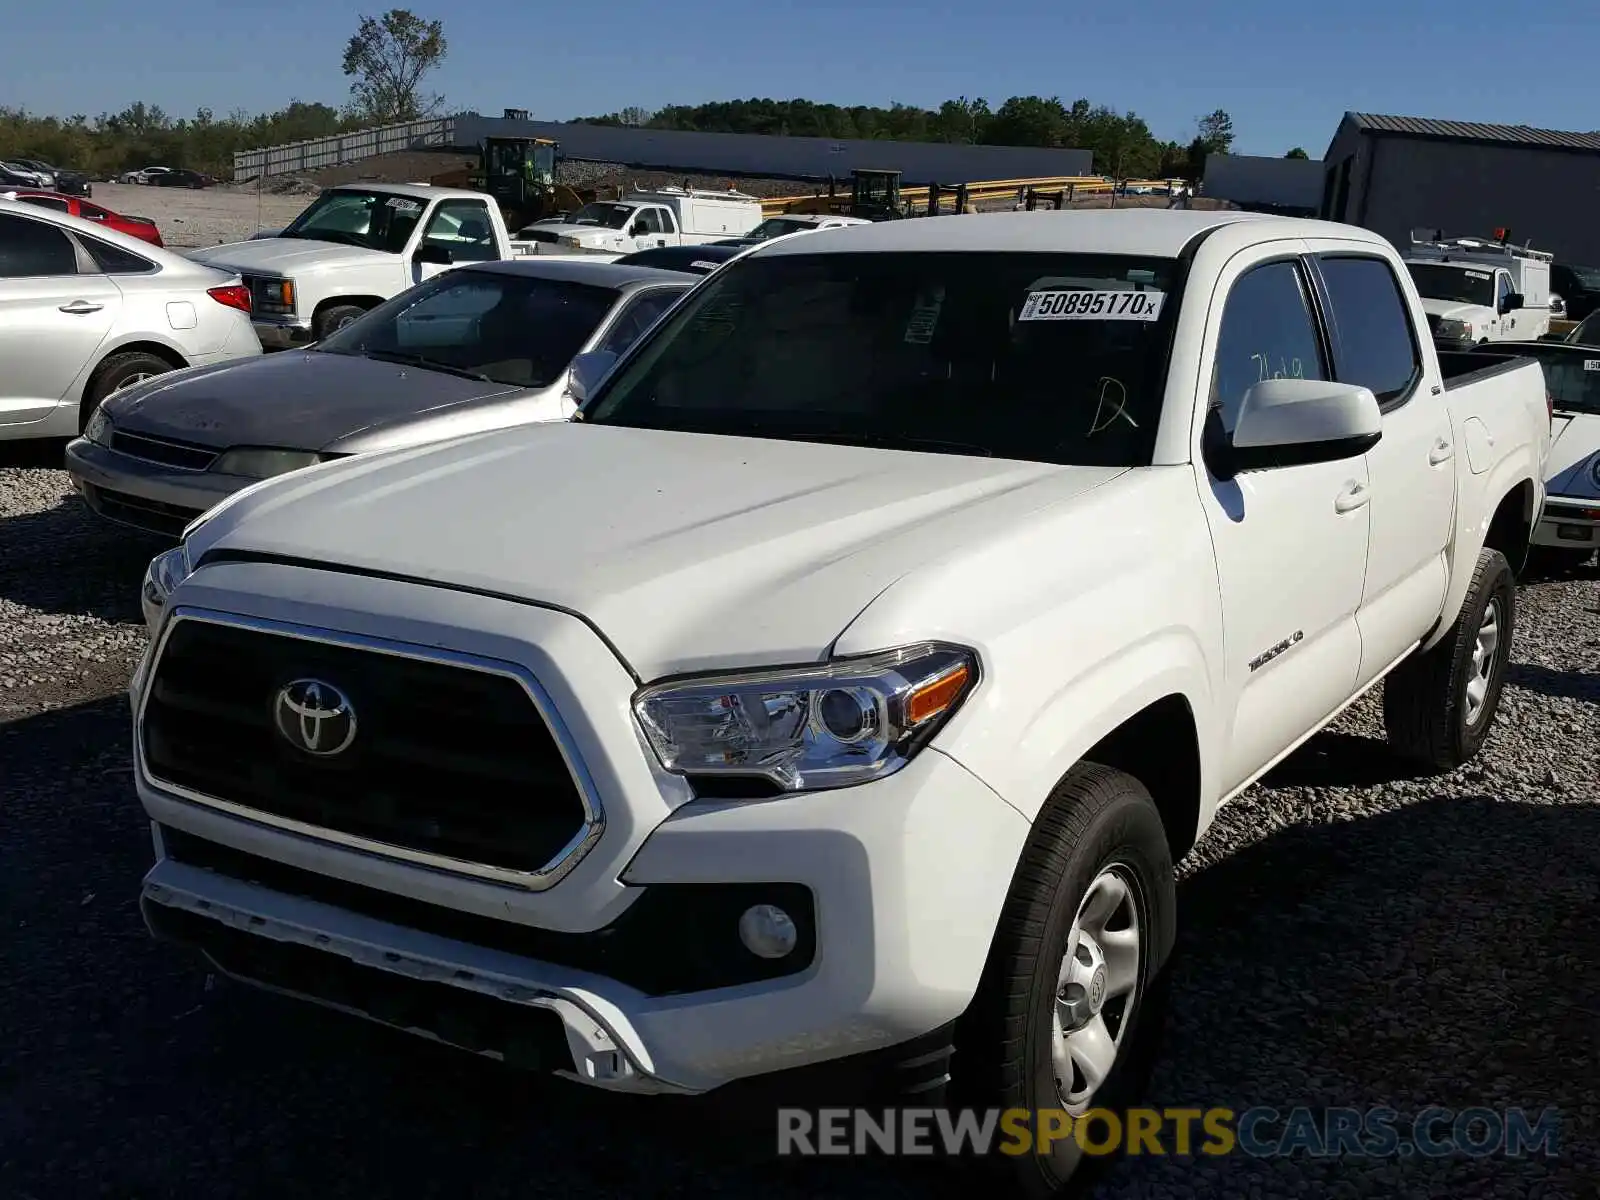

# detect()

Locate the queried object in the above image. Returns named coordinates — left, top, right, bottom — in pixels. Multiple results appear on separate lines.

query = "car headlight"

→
left=256, top=278, right=295, bottom=311
left=1436, top=318, right=1469, bottom=338
left=633, top=642, right=979, bottom=792
left=212, top=447, right=322, bottom=478
left=1590, top=455, right=1600, bottom=489
left=140, top=542, right=193, bottom=633
left=83, top=403, right=111, bottom=446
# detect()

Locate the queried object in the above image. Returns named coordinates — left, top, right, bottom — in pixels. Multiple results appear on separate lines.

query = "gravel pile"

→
left=1, top=457, right=1595, bottom=1198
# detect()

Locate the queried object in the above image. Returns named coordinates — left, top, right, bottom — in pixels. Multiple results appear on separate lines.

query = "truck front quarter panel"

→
left=833, top=467, right=1226, bottom=837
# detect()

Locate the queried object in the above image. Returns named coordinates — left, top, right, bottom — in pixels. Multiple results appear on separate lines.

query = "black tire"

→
left=954, top=763, right=1176, bottom=1198
left=1383, top=547, right=1515, bottom=772
left=82, top=350, right=176, bottom=428
left=314, top=304, right=367, bottom=339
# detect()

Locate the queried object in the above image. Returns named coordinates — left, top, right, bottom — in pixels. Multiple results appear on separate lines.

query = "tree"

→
left=1284, top=146, right=1310, bottom=159
left=341, top=9, right=448, bottom=124
left=615, top=106, right=654, bottom=127
left=983, top=96, right=1069, bottom=148
left=1196, top=109, right=1234, bottom=155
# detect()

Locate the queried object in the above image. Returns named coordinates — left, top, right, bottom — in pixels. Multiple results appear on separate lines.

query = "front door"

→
left=1195, top=247, right=1372, bottom=793
left=0, top=212, right=119, bottom=428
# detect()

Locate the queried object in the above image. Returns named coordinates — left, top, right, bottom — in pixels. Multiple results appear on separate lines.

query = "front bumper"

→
left=1533, top=495, right=1600, bottom=548
left=65, top=435, right=248, bottom=538
left=131, top=562, right=1029, bottom=1094
left=252, top=314, right=314, bottom=351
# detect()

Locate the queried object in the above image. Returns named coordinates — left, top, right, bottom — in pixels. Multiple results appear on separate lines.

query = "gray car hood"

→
left=103, top=352, right=522, bottom=453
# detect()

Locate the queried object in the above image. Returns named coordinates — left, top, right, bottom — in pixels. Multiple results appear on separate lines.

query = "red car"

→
left=0, top=189, right=165, bottom=246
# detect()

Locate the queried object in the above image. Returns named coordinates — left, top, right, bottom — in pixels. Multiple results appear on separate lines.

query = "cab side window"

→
left=1497, top=273, right=1515, bottom=309
left=634, top=208, right=664, bottom=235
left=421, top=199, right=496, bottom=263
left=1315, top=255, right=1422, bottom=404
left=1210, top=260, right=1328, bottom=432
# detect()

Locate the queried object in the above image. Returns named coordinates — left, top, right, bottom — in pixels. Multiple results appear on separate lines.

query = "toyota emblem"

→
left=273, top=678, right=357, bottom=757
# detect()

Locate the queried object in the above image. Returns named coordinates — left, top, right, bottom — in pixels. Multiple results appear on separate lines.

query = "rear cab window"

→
left=583, top=250, right=1183, bottom=467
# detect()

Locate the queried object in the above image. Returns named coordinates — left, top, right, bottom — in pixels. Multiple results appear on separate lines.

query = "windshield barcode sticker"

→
left=1585, top=359, right=1600, bottom=372
left=1020, top=289, right=1164, bottom=322
left=386, top=197, right=422, bottom=212
left=904, top=285, right=945, bottom=343
left=1464, top=270, right=1491, bottom=280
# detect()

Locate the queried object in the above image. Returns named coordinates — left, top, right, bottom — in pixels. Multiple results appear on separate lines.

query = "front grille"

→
left=521, top=229, right=560, bottom=244
left=140, top=617, right=594, bottom=878
left=84, top=483, right=200, bottom=537
left=110, top=430, right=218, bottom=471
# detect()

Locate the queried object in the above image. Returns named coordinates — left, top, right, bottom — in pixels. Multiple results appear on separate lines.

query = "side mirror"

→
left=416, top=243, right=453, bottom=266
left=566, top=349, right=619, bottom=405
left=1499, top=291, right=1524, bottom=314
left=1217, top=379, right=1382, bottom=476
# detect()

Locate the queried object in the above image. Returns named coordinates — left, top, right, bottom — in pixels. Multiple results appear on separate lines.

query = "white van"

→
left=1404, top=233, right=1553, bottom=347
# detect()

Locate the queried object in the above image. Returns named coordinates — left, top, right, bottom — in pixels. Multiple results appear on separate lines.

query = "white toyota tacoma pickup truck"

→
left=132, top=211, right=1549, bottom=1195
left=189, top=183, right=521, bottom=349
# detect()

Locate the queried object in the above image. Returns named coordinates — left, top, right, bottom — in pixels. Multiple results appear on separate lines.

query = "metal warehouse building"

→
left=1320, top=112, right=1600, bottom=263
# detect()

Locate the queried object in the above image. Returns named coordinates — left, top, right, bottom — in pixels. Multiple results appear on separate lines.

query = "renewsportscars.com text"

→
left=777, top=1106, right=1562, bottom=1159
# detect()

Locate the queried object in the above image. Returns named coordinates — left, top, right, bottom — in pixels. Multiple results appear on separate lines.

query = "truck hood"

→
left=186, top=237, right=394, bottom=274
left=102, top=350, right=521, bottom=452
left=186, top=423, right=1123, bottom=679
left=1419, top=297, right=1491, bottom=323
left=1547, top=412, right=1600, bottom=496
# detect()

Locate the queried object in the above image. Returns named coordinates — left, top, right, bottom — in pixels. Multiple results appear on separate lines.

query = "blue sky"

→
left=8, top=1, right=1597, bottom=157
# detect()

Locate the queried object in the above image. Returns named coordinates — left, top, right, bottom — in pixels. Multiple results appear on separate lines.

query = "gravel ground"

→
left=91, top=182, right=313, bottom=249
left=1, top=454, right=1596, bottom=1199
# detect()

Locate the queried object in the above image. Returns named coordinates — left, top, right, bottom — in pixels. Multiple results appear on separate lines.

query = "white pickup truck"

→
left=132, top=211, right=1548, bottom=1196
left=190, top=183, right=520, bottom=348
left=515, top=186, right=763, bottom=258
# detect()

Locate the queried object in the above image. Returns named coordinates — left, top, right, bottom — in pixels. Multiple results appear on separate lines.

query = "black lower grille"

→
left=141, top=618, right=591, bottom=875
left=85, top=483, right=200, bottom=536
left=144, top=900, right=577, bottom=1071
left=110, top=430, right=218, bottom=470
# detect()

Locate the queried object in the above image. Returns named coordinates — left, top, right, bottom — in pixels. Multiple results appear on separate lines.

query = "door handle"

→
left=1428, top=438, right=1454, bottom=466
left=1334, top=480, right=1371, bottom=513
left=59, top=300, right=104, bottom=314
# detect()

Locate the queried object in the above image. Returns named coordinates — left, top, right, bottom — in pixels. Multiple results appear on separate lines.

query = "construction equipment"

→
left=849, top=169, right=905, bottom=220
left=430, top=136, right=590, bottom=228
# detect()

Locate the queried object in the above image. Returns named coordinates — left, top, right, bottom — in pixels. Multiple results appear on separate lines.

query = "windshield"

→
left=315, top=268, right=621, bottom=388
left=1569, top=313, right=1600, bottom=346
left=747, top=218, right=811, bottom=240
left=280, top=190, right=427, bottom=252
left=583, top=251, right=1181, bottom=467
left=1406, top=263, right=1495, bottom=307
left=565, top=202, right=634, bottom=229
left=1510, top=346, right=1600, bottom=415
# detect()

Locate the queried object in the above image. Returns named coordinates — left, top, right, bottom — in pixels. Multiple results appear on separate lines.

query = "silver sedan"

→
left=64, top=257, right=694, bottom=536
left=0, top=196, right=260, bottom=442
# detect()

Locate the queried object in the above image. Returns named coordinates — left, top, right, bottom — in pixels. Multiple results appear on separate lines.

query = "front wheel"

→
left=955, top=763, right=1176, bottom=1197
left=82, top=350, right=176, bottom=428
left=1384, top=547, right=1515, bottom=771
left=314, top=304, right=366, bottom=339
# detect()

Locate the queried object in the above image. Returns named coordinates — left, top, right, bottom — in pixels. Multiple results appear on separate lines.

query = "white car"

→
left=0, top=197, right=262, bottom=443
left=131, top=211, right=1548, bottom=1196
left=121, top=167, right=173, bottom=185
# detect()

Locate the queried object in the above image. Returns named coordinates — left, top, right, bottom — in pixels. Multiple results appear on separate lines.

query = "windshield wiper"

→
left=362, top=350, right=495, bottom=382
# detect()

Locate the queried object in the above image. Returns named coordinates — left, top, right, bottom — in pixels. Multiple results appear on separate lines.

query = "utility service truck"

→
left=514, top=186, right=764, bottom=259
left=1403, top=230, right=1553, bottom=348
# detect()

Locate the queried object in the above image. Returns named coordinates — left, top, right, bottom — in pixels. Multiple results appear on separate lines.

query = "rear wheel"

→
left=82, top=350, right=176, bottom=429
left=954, top=764, right=1176, bottom=1197
left=1384, top=547, right=1515, bottom=771
left=314, top=304, right=366, bottom=339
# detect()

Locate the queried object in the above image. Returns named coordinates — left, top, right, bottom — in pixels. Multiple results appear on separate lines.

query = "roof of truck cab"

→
left=749, top=210, right=1391, bottom=259
left=327, top=181, right=487, bottom=203
left=462, top=257, right=697, bottom=288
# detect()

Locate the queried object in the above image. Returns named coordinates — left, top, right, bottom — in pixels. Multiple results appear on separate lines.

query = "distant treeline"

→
left=575, top=97, right=1242, bottom=180
left=2, top=94, right=1242, bottom=182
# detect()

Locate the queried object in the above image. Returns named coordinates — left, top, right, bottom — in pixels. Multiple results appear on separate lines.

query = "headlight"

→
left=1590, top=456, right=1600, bottom=489
left=634, top=642, right=978, bottom=792
left=1436, top=318, right=1469, bottom=338
left=140, top=543, right=193, bottom=633
left=212, top=447, right=322, bottom=478
left=256, top=278, right=295, bottom=310
left=83, top=403, right=111, bottom=446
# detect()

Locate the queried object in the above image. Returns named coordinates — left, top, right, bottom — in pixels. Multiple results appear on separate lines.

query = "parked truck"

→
left=132, top=210, right=1548, bottom=1197
left=514, top=186, right=764, bottom=258
left=1404, top=230, right=1553, bottom=348
left=189, top=182, right=522, bottom=348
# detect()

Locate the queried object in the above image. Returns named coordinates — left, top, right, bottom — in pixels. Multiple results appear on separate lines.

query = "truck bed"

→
left=1437, top=349, right=1534, bottom=390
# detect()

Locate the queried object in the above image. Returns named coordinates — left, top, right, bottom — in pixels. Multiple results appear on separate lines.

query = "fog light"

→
left=737, top=904, right=798, bottom=959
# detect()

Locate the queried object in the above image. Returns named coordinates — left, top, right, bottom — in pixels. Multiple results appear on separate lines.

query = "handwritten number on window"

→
left=1251, top=353, right=1305, bottom=383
